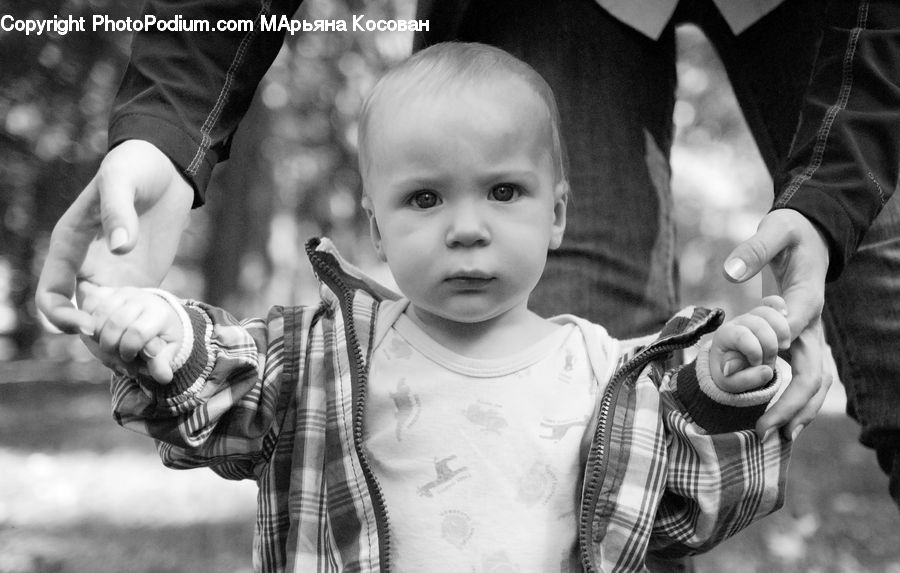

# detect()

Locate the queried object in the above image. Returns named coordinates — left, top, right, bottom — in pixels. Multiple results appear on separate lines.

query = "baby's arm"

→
left=77, top=282, right=304, bottom=479
left=648, top=299, right=792, bottom=558
left=78, top=281, right=190, bottom=384
left=708, top=295, right=790, bottom=393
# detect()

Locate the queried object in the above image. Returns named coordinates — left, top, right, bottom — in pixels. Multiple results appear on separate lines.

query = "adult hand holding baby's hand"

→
left=723, top=209, right=831, bottom=441
left=35, top=139, right=193, bottom=337
left=709, top=296, right=791, bottom=393
left=78, top=282, right=185, bottom=384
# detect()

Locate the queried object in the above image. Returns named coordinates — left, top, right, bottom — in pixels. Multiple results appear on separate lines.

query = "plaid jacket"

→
left=111, top=238, right=791, bottom=572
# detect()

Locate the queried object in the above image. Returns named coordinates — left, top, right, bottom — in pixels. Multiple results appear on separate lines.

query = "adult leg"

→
left=823, top=198, right=900, bottom=507
left=416, top=0, right=680, bottom=338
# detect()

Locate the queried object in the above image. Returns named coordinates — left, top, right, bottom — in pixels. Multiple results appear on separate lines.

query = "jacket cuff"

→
left=163, top=304, right=211, bottom=398
left=108, top=114, right=216, bottom=206
left=138, top=290, right=211, bottom=399
left=673, top=344, right=780, bottom=433
left=771, top=198, right=849, bottom=282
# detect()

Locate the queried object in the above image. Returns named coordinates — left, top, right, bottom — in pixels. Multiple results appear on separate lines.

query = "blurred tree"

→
left=201, top=0, right=413, bottom=317
left=0, top=0, right=412, bottom=359
left=0, top=0, right=135, bottom=359
left=2, top=1, right=762, bottom=365
left=671, top=24, right=771, bottom=316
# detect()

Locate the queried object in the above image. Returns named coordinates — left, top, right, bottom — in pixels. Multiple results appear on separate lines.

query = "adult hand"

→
left=35, top=139, right=194, bottom=335
left=722, top=208, right=833, bottom=441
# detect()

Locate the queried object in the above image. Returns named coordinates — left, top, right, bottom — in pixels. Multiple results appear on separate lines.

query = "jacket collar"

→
left=305, top=236, right=724, bottom=378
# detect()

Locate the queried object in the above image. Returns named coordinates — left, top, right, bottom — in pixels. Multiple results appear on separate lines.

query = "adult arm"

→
left=110, top=0, right=304, bottom=201
left=36, top=0, right=301, bottom=333
left=723, top=0, right=900, bottom=438
left=773, top=0, right=900, bottom=278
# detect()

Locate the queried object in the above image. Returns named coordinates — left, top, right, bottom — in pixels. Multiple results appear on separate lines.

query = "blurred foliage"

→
left=0, top=0, right=137, bottom=360
left=1, top=5, right=771, bottom=364
left=671, top=25, right=774, bottom=317
left=0, top=383, right=892, bottom=572
left=0, top=0, right=413, bottom=362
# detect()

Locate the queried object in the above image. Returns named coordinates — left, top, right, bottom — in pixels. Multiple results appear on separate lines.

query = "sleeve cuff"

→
left=773, top=197, right=851, bottom=282
left=671, top=343, right=782, bottom=433
left=108, top=114, right=217, bottom=206
left=141, top=289, right=211, bottom=397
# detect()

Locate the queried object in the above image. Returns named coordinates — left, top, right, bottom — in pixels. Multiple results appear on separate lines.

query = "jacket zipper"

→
left=307, top=241, right=393, bottom=572
left=578, top=313, right=722, bottom=572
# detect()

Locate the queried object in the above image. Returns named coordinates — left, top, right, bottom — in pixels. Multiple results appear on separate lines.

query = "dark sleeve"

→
left=774, top=0, right=900, bottom=280
left=107, top=0, right=303, bottom=205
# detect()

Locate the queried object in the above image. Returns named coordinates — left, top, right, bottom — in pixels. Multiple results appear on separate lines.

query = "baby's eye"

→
left=488, top=184, right=522, bottom=202
left=409, top=190, right=441, bottom=209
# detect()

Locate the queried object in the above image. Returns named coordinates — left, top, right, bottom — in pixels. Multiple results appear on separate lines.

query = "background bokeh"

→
left=1, top=1, right=897, bottom=571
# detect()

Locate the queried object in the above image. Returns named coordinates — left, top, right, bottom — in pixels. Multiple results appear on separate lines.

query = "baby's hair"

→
left=357, top=42, right=569, bottom=186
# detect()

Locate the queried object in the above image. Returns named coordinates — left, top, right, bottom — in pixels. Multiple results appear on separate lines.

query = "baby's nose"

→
left=445, top=202, right=490, bottom=247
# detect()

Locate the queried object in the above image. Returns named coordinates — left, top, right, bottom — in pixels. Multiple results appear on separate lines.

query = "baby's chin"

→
left=407, top=299, right=533, bottom=329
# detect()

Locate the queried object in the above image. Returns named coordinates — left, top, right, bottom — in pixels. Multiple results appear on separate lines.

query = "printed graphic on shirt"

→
left=482, top=550, right=519, bottom=572
left=440, top=509, right=474, bottom=548
left=367, top=319, right=603, bottom=572
left=417, top=455, right=471, bottom=498
left=390, top=378, right=420, bottom=441
left=464, top=401, right=508, bottom=434
left=557, top=346, right=579, bottom=385
left=517, top=462, right=558, bottom=506
left=383, top=335, right=414, bottom=360
left=539, top=414, right=591, bottom=442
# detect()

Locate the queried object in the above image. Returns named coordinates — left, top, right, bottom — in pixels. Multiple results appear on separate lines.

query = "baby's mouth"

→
left=445, top=273, right=494, bottom=289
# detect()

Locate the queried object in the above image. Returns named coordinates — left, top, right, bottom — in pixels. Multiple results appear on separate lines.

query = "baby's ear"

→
left=549, top=180, right=569, bottom=250
left=361, top=194, right=387, bottom=262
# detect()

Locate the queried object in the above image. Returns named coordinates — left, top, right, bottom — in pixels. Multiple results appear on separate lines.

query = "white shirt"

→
left=598, top=0, right=787, bottom=39
left=365, top=312, right=606, bottom=573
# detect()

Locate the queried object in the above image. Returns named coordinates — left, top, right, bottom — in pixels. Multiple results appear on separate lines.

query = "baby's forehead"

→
left=368, top=73, right=551, bottom=130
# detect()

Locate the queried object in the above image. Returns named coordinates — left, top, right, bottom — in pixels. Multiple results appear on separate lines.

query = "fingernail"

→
left=723, top=359, right=739, bottom=377
left=79, top=324, right=94, bottom=337
left=109, top=227, right=129, bottom=251
left=724, top=258, right=747, bottom=281
left=791, top=424, right=805, bottom=442
left=761, top=429, right=773, bottom=443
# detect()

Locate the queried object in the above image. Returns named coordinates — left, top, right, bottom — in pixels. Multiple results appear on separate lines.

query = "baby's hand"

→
left=77, top=282, right=185, bottom=383
left=710, top=296, right=791, bottom=393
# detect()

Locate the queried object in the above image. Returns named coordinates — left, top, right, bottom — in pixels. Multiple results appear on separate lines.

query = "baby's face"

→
left=363, top=78, right=566, bottom=327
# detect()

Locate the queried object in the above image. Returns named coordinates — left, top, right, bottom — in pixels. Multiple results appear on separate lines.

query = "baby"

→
left=78, top=43, right=792, bottom=572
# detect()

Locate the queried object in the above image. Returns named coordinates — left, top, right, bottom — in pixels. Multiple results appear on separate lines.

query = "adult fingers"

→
left=755, top=320, right=828, bottom=440
left=723, top=215, right=793, bottom=283
left=35, top=182, right=103, bottom=334
left=96, top=167, right=139, bottom=254
left=780, top=278, right=825, bottom=342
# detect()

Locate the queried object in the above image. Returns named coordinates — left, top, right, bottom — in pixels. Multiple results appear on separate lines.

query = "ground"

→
left=1, top=380, right=898, bottom=573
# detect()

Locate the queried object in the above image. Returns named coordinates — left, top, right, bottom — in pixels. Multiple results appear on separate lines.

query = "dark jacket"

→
left=107, top=0, right=900, bottom=279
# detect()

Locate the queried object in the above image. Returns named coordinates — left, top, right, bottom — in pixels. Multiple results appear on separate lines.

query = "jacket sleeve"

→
left=646, top=346, right=791, bottom=557
left=111, top=299, right=319, bottom=480
left=107, top=0, right=303, bottom=203
left=774, top=0, right=900, bottom=280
